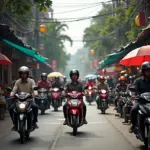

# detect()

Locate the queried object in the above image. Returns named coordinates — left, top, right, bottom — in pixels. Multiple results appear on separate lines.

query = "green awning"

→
left=100, top=41, right=144, bottom=69
left=3, top=39, right=48, bottom=63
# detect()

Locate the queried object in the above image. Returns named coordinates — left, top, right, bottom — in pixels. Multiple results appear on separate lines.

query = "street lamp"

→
left=40, top=24, right=46, bottom=33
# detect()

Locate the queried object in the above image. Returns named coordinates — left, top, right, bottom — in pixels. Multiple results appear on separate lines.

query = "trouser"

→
left=130, top=102, right=139, bottom=126
left=114, top=98, right=118, bottom=108
left=123, top=104, right=128, bottom=121
left=63, top=101, right=87, bottom=119
left=9, top=99, right=38, bottom=125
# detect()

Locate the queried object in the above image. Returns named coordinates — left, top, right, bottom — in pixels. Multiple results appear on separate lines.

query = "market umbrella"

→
left=120, top=45, right=150, bottom=66
left=84, top=74, right=97, bottom=79
left=48, top=72, right=64, bottom=78
left=0, top=53, right=12, bottom=64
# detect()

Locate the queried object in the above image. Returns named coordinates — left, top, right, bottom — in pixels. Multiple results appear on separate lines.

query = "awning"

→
left=3, top=39, right=48, bottom=63
left=100, top=41, right=144, bottom=69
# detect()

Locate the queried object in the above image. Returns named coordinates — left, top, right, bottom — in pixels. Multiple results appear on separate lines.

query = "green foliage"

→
left=83, top=0, right=142, bottom=61
left=41, top=22, right=72, bottom=71
left=2, top=0, right=52, bottom=16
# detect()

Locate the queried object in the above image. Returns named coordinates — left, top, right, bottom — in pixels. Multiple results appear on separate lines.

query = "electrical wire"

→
left=54, top=3, right=105, bottom=14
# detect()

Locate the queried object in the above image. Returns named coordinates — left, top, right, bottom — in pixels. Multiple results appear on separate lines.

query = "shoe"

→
left=33, top=123, right=39, bottom=129
left=11, top=125, right=17, bottom=131
left=129, top=125, right=135, bottom=133
left=83, top=119, right=88, bottom=124
left=63, top=120, right=67, bottom=125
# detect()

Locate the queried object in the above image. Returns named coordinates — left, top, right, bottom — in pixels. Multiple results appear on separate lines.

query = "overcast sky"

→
left=52, top=0, right=109, bottom=55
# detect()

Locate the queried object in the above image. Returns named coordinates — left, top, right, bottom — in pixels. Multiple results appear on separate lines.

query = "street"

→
left=0, top=101, right=139, bottom=150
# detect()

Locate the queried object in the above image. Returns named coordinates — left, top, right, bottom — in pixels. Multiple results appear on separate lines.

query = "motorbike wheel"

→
left=25, top=131, right=30, bottom=140
left=54, top=107, right=58, bottom=111
left=19, top=121, right=25, bottom=144
left=41, top=105, right=45, bottom=115
left=144, top=126, right=150, bottom=150
left=101, top=109, right=105, bottom=114
left=72, top=115, right=78, bottom=136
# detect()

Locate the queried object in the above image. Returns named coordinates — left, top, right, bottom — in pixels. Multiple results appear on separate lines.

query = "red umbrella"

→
left=0, top=53, right=12, bottom=64
left=120, top=45, right=150, bottom=66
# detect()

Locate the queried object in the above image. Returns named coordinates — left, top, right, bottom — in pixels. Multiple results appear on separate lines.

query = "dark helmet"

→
left=88, top=78, right=92, bottom=81
left=64, top=76, right=66, bottom=79
left=41, top=73, right=47, bottom=78
left=141, top=61, right=150, bottom=73
left=18, top=66, right=29, bottom=77
left=97, top=75, right=100, bottom=79
left=69, top=69, right=79, bottom=78
left=55, top=76, right=60, bottom=80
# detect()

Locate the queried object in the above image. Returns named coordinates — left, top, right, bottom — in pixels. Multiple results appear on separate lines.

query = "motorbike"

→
left=117, top=91, right=128, bottom=117
left=13, top=92, right=35, bottom=144
left=98, top=89, right=108, bottom=114
left=66, top=91, right=84, bottom=136
left=85, top=86, right=96, bottom=105
left=132, top=92, right=150, bottom=150
left=124, top=91, right=135, bottom=122
left=51, top=88, right=62, bottom=111
left=36, top=88, right=49, bottom=115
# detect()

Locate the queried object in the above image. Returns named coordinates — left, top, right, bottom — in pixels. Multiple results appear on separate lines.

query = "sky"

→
left=52, top=0, right=109, bottom=55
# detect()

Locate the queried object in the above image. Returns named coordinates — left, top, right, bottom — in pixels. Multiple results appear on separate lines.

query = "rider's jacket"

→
left=132, top=76, right=150, bottom=95
left=10, top=78, right=36, bottom=96
left=37, top=80, right=51, bottom=89
left=51, top=81, right=63, bottom=89
left=85, top=82, right=95, bottom=87
left=65, top=81, right=84, bottom=92
left=115, top=83, right=128, bottom=92
left=97, top=82, right=109, bottom=90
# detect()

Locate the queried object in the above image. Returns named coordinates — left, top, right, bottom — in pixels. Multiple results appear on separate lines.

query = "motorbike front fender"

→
left=19, top=114, right=25, bottom=121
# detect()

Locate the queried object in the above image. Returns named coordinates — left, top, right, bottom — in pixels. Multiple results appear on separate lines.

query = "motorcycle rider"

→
left=51, top=76, right=63, bottom=89
left=85, top=78, right=95, bottom=87
left=114, top=76, right=128, bottom=109
left=96, top=76, right=109, bottom=109
left=37, top=73, right=51, bottom=108
left=63, top=69, right=87, bottom=125
left=9, top=66, right=39, bottom=130
left=130, top=61, right=150, bottom=132
left=37, top=73, right=51, bottom=89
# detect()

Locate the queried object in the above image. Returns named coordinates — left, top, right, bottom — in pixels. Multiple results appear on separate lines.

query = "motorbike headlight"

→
left=88, top=86, right=92, bottom=90
left=89, top=91, right=92, bottom=95
left=54, top=88, right=58, bottom=92
left=19, top=103, right=26, bottom=109
left=70, top=100, right=78, bottom=107
left=101, top=90, right=106, bottom=94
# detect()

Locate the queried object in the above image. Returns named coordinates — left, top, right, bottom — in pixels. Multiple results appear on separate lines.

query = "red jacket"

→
left=37, top=80, right=51, bottom=89
left=85, top=82, right=95, bottom=87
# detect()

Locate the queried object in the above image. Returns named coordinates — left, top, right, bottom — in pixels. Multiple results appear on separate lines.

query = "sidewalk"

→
left=0, top=115, right=12, bottom=138
left=106, top=106, right=143, bottom=149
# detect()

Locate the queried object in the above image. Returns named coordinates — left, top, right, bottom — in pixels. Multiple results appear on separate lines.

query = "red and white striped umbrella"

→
left=120, top=45, right=150, bottom=66
left=0, top=53, right=12, bottom=64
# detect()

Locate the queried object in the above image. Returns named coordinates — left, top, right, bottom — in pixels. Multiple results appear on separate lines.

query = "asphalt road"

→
left=0, top=102, right=136, bottom=150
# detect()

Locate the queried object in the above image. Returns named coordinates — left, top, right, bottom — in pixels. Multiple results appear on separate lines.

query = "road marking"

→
left=57, top=118, right=65, bottom=121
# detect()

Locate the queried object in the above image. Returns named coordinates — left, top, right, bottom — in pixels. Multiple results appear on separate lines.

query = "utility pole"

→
left=35, top=6, right=39, bottom=49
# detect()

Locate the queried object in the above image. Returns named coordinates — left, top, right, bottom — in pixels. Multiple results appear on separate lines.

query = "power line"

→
left=53, top=3, right=105, bottom=14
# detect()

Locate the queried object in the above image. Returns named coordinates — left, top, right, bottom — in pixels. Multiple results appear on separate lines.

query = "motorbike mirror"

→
left=7, top=87, right=12, bottom=92
left=60, top=87, right=64, bottom=91
left=33, top=87, right=39, bottom=90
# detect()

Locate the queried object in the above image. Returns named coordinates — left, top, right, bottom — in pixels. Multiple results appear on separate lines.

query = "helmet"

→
left=120, top=70, right=126, bottom=75
left=100, top=76, right=105, bottom=80
left=18, top=66, right=29, bottom=77
left=55, top=76, right=60, bottom=80
left=97, top=75, right=100, bottom=79
left=141, top=61, right=150, bottom=73
left=41, top=73, right=47, bottom=78
left=64, top=76, right=66, bottom=79
left=119, top=76, right=126, bottom=81
left=88, top=78, right=92, bottom=81
left=69, top=69, right=79, bottom=78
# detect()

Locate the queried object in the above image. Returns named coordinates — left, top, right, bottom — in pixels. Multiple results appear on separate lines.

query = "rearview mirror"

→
left=7, top=87, right=12, bottom=92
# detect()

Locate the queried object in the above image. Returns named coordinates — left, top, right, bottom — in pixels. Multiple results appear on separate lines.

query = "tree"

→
left=41, top=22, right=72, bottom=71
left=83, top=0, right=142, bottom=61
left=1, top=0, right=52, bottom=16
